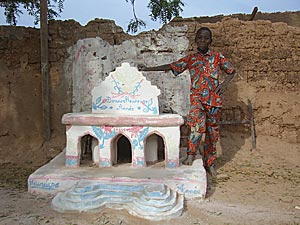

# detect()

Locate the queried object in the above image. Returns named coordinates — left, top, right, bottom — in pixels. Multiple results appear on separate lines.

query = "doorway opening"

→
left=112, top=134, right=132, bottom=165
left=80, top=134, right=98, bottom=166
left=145, top=134, right=165, bottom=166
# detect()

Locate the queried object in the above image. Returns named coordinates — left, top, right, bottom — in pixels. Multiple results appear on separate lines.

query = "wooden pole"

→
left=40, top=0, right=51, bottom=140
left=248, top=99, right=256, bottom=150
left=249, top=6, right=258, bottom=21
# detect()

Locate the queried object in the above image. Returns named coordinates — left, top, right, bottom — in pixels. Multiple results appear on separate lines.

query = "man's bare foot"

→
left=182, top=155, right=195, bottom=166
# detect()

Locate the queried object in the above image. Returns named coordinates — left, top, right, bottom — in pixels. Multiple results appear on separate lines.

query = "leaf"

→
left=1, top=0, right=65, bottom=26
left=139, top=127, right=149, bottom=140
left=148, top=0, right=184, bottom=24
left=132, top=139, right=138, bottom=148
left=92, top=126, right=104, bottom=138
left=96, top=96, right=102, bottom=105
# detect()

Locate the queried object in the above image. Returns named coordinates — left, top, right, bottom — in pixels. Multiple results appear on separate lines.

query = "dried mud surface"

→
left=0, top=133, right=300, bottom=225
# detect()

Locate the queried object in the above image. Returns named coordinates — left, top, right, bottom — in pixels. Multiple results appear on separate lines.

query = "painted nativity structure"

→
left=63, top=63, right=183, bottom=169
left=28, top=62, right=207, bottom=220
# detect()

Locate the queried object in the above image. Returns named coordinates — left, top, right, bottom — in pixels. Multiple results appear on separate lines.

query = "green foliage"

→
left=125, top=0, right=147, bottom=33
left=127, top=17, right=146, bottom=33
left=148, top=0, right=184, bottom=24
left=0, top=0, right=64, bottom=25
left=126, top=0, right=184, bottom=33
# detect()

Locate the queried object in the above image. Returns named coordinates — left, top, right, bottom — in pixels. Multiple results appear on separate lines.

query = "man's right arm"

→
left=138, top=64, right=171, bottom=72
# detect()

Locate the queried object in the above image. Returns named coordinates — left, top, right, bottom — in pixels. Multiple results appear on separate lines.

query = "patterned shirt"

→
left=170, top=50, right=235, bottom=108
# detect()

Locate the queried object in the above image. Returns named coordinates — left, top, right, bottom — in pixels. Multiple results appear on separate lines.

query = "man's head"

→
left=195, top=27, right=212, bottom=53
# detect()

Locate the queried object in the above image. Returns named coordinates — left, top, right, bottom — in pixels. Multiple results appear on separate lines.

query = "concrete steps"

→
left=52, top=181, right=184, bottom=221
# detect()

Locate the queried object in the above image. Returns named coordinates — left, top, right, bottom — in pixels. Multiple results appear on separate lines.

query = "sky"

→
left=0, top=0, right=299, bottom=33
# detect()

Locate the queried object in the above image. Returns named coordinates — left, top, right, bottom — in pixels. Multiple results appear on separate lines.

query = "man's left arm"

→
left=216, top=53, right=236, bottom=96
left=216, top=71, right=235, bottom=96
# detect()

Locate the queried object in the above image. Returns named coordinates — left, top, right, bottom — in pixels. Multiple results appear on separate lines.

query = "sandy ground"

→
left=0, top=133, right=299, bottom=225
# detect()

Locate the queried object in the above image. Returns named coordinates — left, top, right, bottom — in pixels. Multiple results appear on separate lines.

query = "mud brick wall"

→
left=168, top=16, right=300, bottom=143
left=0, top=19, right=130, bottom=162
left=0, top=12, right=299, bottom=164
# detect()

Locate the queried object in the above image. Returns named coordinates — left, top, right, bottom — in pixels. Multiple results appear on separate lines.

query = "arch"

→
left=79, top=133, right=99, bottom=166
left=145, top=131, right=166, bottom=166
left=111, top=133, right=132, bottom=166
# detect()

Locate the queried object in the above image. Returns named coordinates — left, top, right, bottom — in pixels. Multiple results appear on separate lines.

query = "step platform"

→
left=28, top=151, right=207, bottom=220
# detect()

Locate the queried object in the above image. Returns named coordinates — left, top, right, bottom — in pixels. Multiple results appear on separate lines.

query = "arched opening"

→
left=112, top=134, right=132, bottom=165
left=145, top=133, right=165, bottom=166
left=80, top=134, right=98, bottom=166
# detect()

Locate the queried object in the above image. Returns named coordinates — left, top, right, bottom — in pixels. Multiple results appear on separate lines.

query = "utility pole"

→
left=40, top=0, right=51, bottom=140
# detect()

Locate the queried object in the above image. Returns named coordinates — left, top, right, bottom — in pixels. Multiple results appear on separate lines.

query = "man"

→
left=138, top=27, right=235, bottom=177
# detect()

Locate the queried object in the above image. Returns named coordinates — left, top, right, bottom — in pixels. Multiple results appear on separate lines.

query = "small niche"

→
left=145, top=134, right=165, bottom=166
left=80, top=134, right=98, bottom=166
left=112, top=135, right=132, bottom=165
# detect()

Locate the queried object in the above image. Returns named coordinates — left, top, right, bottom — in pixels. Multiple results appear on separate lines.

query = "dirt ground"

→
left=0, top=132, right=299, bottom=225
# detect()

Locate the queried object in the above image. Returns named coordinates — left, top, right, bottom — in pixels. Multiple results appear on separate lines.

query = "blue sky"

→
left=0, top=0, right=299, bottom=32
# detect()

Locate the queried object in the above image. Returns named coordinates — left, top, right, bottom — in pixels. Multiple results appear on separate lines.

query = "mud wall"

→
left=0, top=19, right=130, bottom=164
left=168, top=17, right=300, bottom=143
left=0, top=12, right=299, bottom=164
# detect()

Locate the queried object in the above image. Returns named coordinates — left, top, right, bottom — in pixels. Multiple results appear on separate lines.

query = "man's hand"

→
left=216, top=82, right=228, bottom=96
left=137, top=64, right=147, bottom=71
left=137, top=63, right=171, bottom=72
left=216, top=72, right=235, bottom=96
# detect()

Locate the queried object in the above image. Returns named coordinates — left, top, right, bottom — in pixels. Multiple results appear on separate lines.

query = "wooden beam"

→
left=248, top=99, right=256, bottom=150
left=40, top=0, right=51, bottom=140
left=249, top=6, right=258, bottom=21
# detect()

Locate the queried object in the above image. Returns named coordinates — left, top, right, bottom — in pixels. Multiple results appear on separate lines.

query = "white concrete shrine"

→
left=28, top=63, right=207, bottom=220
left=63, top=63, right=184, bottom=168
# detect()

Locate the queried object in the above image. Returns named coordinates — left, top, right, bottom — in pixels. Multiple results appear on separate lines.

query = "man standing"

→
left=138, top=27, right=235, bottom=177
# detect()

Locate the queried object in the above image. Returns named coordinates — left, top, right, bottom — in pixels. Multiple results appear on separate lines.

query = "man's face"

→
left=195, top=30, right=212, bottom=52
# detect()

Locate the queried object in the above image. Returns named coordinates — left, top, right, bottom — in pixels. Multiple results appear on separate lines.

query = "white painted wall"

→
left=67, top=25, right=191, bottom=116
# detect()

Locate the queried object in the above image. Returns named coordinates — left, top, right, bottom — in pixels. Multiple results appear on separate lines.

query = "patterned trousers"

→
left=186, top=105, right=220, bottom=167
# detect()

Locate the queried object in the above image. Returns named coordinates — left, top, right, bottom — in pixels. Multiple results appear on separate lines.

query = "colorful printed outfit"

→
left=170, top=49, right=235, bottom=167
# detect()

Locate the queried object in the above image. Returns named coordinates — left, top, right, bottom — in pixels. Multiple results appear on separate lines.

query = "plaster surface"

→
left=63, top=122, right=183, bottom=168
left=70, top=28, right=190, bottom=116
left=63, top=63, right=185, bottom=169
left=28, top=151, right=207, bottom=200
left=92, top=62, right=160, bottom=115
left=28, top=52, right=205, bottom=220
left=62, top=113, right=184, bottom=126
left=51, top=181, right=184, bottom=221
